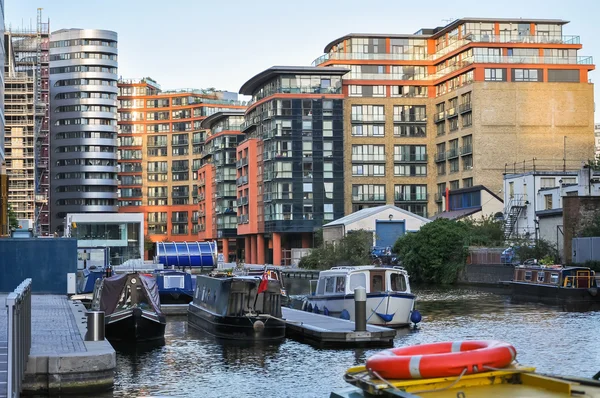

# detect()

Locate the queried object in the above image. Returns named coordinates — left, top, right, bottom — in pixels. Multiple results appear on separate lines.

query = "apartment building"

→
left=6, top=12, right=51, bottom=235
left=238, top=66, right=347, bottom=265
left=595, top=123, right=600, bottom=158
left=0, top=0, right=7, bottom=235
left=197, top=111, right=244, bottom=261
left=116, top=78, right=246, bottom=246
left=313, top=18, right=595, bottom=217
left=49, top=28, right=119, bottom=233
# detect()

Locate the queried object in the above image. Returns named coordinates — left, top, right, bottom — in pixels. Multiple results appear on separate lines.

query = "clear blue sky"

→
left=7, top=0, right=598, bottom=116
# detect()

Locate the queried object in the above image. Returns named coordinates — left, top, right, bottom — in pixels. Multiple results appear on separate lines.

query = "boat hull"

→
left=509, top=281, right=600, bottom=307
left=158, top=291, right=194, bottom=304
left=188, top=302, right=285, bottom=341
left=105, top=307, right=166, bottom=342
left=305, top=293, right=415, bottom=327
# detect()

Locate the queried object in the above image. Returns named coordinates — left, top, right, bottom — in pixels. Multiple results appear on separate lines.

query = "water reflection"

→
left=97, top=281, right=600, bottom=398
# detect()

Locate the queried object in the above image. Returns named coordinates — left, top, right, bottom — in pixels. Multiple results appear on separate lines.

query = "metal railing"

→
left=6, top=278, right=32, bottom=398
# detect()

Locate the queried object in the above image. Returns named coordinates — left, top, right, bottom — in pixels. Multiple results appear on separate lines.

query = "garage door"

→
left=375, top=220, right=406, bottom=248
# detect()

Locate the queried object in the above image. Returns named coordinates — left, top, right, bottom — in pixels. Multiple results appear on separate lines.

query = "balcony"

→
left=434, top=193, right=444, bottom=203
left=393, top=154, right=428, bottom=163
left=459, top=102, right=472, bottom=114
left=215, top=190, right=237, bottom=198
left=351, top=156, right=386, bottom=163
left=395, top=193, right=428, bottom=203
left=240, top=118, right=259, bottom=132
left=172, top=166, right=189, bottom=172
left=352, top=194, right=386, bottom=203
left=239, top=196, right=249, bottom=206
left=471, top=54, right=593, bottom=65
left=238, top=214, right=249, bottom=224
left=147, top=141, right=167, bottom=148
left=148, top=193, right=168, bottom=199
left=172, top=191, right=190, bottom=198
left=351, top=114, right=385, bottom=123
left=236, top=175, right=249, bottom=186
left=148, top=219, right=167, bottom=225
left=198, top=193, right=205, bottom=201
left=460, top=145, right=473, bottom=155
left=312, top=52, right=430, bottom=66
left=465, top=34, right=580, bottom=45
left=171, top=216, right=189, bottom=224
left=236, top=157, right=248, bottom=169
left=447, top=148, right=459, bottom=159
left=446, top=108, right=458, bottom=118
left=198, top=179, right=205, bottom=187
left=344, top=72, right=429, bottom=81
left=172, top=139, right=189, bottom=146
left=434, top=152, right=446, bottom=162
left=433, top=111, right=445, bottom=123
left=393, top=115, right=427, bottom=123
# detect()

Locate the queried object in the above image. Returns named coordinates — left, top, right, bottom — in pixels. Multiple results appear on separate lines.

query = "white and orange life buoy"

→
left=366, top=340, right=516, bottom=379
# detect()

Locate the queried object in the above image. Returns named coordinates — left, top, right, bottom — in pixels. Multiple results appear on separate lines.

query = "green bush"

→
left=393, top=218, right=469, bottom=285
left=298, top=229, right=373, bottom=270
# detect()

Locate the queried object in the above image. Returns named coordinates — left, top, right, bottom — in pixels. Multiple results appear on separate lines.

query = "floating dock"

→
left=160, top=304, right=189, bottom=315
left=281, top=308, right=395, bottom=348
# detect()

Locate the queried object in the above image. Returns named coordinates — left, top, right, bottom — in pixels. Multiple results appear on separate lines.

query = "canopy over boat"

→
left=98, top=273, right=162, bottom=316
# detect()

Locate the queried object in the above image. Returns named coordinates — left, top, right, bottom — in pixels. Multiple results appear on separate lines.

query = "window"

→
left=484, top=68, right=506, bottom=81
left=513, top=69, right=542, bottom=82
left=325, top=277, right=335, bottom=293
left=449, top=118, right=459, bottom=132
left=352, top=185, right=386, bottom=202
left=349, top=273, right=367, bottom=291
left=390, top=274, right=406, bottom=292
left=544, top=194, right=553, bottom=210
left=463, top=155, right=473, bottom=170
left=394, top=165, right=426, bottom=176
left=450, top=180, right=460, bottom=190
left=463, top=178, right=473, bottom=188
left=352, top=124, right=385, bottom=137
left=394, top=124, right=426, bottom=137
left=436, top=122, right=445, bottom=136
left=540, top=177, right=555, bottom=188
left=537, top=271, right=545, bottom=283
left=371, top=275, right=384, bottom=293
left=351, top=145, right=385, bottom=162
left=550, top=273, right=559, bottom=284
left=548, top=69, right=580, bottom=83
left=351, top=105, right=385, bottom=122
left=352, top=164, right=386, bottom=176
left=462, top=112, right=472, bottom=127
left=335, top=277, right=346, bottom=293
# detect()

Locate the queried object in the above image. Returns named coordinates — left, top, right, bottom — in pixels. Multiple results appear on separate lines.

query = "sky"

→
left=6, top=0, right=599, bottom=117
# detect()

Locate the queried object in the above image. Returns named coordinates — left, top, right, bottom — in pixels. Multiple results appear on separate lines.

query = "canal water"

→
left=98, top=280, right=600, bottom=398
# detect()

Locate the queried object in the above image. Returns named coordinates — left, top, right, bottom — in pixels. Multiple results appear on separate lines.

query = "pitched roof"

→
left=430, top=207, right=482, bottom=220
left=323, top=205, right=430, bottom=227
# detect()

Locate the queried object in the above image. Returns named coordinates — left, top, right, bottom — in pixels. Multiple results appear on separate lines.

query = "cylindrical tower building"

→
left=49, top=29, right=118, bottom=233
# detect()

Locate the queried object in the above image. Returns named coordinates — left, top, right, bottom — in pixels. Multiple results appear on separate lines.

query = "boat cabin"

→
left=193, top=275, right=282, bottom=318
left=513, top=266, right=597, bottom=289
left=312, top=266, right=410, bottom=296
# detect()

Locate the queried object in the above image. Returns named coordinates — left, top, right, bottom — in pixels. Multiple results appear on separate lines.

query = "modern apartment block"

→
left=313, top=18, right=595, bottom=217
left=197, top=111, right=245, bottom=261
left=238, top=66, right=347, bottom=265
left=0, top=0, right=7, bottom=235
left=49, top=29, right=119, bottom=233
left=5, top=12, right=51, bottom=234
left=116, top=78, right=246, bottom=247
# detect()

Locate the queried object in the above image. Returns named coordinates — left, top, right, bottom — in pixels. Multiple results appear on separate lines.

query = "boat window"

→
left=372, top=274, right=384, bottom=293
left=316, top=280, right=325, bottom=295
left=325, top=277, right=335, bottom=294
left=164, top=275, right=185, bottom=289
left=349, top=273, right=367, bottom=291
left=550, top=273, right=559, bottom=284
left=390, top=273, right=406, bottom=292
left=335, top=277, right=346, bottom=293
left=524, top=271, right=532, bottom=281
left=537, top=271, right=545, bottom=283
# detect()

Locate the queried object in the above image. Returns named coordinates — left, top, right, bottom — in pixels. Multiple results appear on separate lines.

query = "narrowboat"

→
left=506, top=265, right=600, bottom=305
left=331, top=340, right=600, bottom=397
left=187, top=272, right=286, bottom=341
left=302, top=266, right=417, bottom=327
left=155, top=270, right=196, bottom=304
left=234, top=265, right=290, bottom=307
left=91, top=273, right=166, bottom=342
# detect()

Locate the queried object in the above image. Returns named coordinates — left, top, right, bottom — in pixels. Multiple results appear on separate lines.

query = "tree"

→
left=144, top=236, right=155, bottom=252
left=7, top=204, right=18, bottom=230
left=513, top=238, right=559, bottom=264
left=462, top=214, right=505, bottom=247
left=587, top=154, right=600, bottom=171
left=393, top=218, right=469, bottom=285
left=299, top=229, right=373, bottom=270
left=580, top=211, right=600, bottom=237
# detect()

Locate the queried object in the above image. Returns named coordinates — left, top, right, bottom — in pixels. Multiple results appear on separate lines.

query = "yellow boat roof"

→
left=341, top=364, right=600, bottom=397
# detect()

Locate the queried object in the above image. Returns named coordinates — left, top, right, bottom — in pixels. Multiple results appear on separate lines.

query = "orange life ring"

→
left=366, top=340, right=516, bottom=379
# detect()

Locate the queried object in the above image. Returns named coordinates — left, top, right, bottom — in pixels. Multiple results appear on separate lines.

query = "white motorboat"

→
left=302, top=265, right=417, bottom=327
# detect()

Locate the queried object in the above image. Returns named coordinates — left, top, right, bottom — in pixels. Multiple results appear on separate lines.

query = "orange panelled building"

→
left=116, top=78, right=246, bottom=257
left=196, top=111, right=245, bottom=262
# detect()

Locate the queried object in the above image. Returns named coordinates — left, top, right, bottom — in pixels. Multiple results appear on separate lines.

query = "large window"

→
left=484, top=68, right=506, bottom=81
left=513, top=69, right=542, bottom=82
left=351, top=145, right=385, bottom=162
left=352, top=124, right=385, bottom=137
left=352, top=164, right=385, bottom=176
left=352, top=185, right=386, bottom=202
left=351, top=105, right=385, bottom=122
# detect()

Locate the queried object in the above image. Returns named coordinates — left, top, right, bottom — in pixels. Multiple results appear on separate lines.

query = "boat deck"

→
left=161, top=304, right=189, bottom=315
left=281, top=307, right=396, bottom=348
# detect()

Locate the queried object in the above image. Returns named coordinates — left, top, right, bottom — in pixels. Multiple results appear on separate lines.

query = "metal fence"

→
left=6, top=279, right=32, bottom=398
left=572, top=237, right=600, bottom=264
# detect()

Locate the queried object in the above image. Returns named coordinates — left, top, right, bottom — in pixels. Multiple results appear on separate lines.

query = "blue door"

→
left=375, top=220, right=406, bottom=248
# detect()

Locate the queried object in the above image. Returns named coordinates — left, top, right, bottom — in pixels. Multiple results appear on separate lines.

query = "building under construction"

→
left=4, top=10, right=50, bottom=235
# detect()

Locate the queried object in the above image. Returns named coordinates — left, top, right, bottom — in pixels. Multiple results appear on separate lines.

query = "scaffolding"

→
left=6, top=9, right=51, bottom=235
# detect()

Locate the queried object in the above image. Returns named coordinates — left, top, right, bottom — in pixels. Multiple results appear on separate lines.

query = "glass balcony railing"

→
left=393, top=114, right=427, bottom=123
left=459, top=102, right=472, bottom=114
left=352, top=194, right=386, bottom=202
left=435, top=152, right=446, bottom=162
left=447, top=148, right=459, bottom=159
left=351, top=114, right=386, bottom=123
left=393, top=154, right=428, bottom=163
left=394, top=193, right=428, bottom=202
left=471, top=55, right=593, bottom=65
left=313, top=36, right=582, bottom=66
left=460, top=145, right=473, bottom=155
